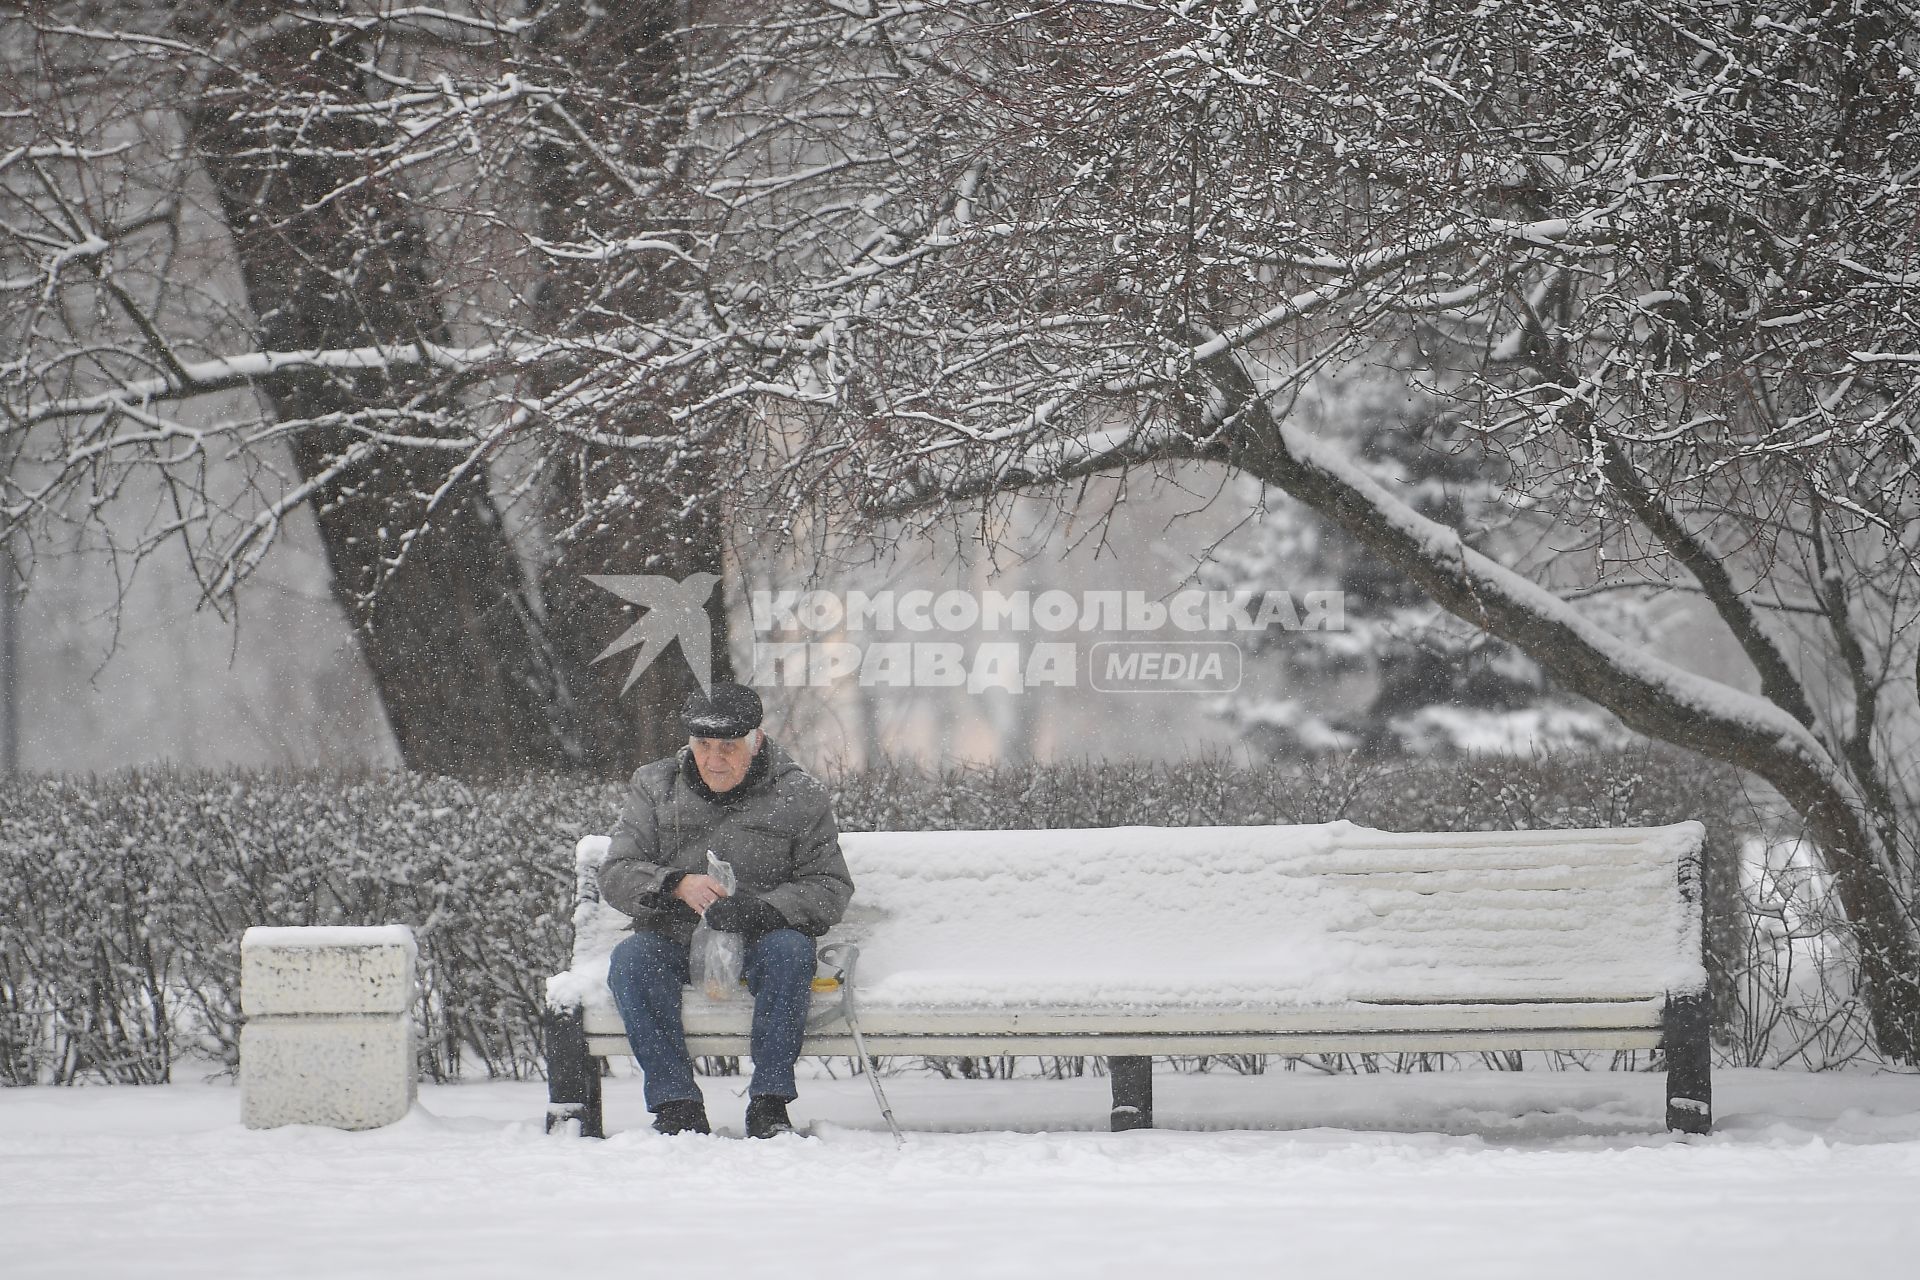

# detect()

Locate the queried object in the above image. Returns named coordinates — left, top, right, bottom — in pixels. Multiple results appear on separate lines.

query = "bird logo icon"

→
left=584, top=573, right=722, bottom=694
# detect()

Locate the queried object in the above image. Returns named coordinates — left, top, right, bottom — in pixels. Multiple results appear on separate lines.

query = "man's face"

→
left=690, top=731, right=759, bottom=794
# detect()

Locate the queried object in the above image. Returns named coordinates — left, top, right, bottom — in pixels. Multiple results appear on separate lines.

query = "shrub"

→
left=0, top=746, right=1786, bottom=1084
left=0, top=769, right=617, bottom=1084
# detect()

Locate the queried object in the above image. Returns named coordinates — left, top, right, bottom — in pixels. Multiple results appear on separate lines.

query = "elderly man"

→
left=601, top=682, right=854, bottom=1137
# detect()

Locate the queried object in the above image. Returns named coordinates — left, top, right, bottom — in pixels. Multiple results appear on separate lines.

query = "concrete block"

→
left=241, top=925, right=417, bottom=1017
left=241, top=1014, right=416, bottom=1130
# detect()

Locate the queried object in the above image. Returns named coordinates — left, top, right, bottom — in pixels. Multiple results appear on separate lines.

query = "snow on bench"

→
left=543, top=822, right=1711, bottom=1136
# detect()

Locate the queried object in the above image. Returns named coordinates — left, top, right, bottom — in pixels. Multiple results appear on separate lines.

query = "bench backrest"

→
left=552, top=822, right=1705, bottom=1015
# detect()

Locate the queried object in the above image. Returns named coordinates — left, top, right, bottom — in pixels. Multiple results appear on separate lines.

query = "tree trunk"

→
left=181, top=8, right=578, bottom=772
left=523, top=0, right=734, bottom=769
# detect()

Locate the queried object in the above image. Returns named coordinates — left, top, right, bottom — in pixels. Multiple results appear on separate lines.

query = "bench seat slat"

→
left=1339, top=892, right=1675, bottom=921
left=586, top=1026, right=1669, bottom=1058
left=582, top=995, right=1667, bottom=1042
left=1327, top=864, right=1665, bottom=892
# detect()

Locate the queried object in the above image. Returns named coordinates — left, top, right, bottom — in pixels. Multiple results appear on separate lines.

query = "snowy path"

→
left=4, top=1068, right=1916, bottom=1278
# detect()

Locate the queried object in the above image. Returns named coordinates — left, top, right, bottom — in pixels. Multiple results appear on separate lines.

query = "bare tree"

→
left=708, top=2, right=1920, bottom=1057
left=515, top=1, right=737, bottom=768
left=1, top=2, right=735, bottom=770
left=173, top=1, right=579, bottom=771
left=7, top=2, right=1915, bottom=1057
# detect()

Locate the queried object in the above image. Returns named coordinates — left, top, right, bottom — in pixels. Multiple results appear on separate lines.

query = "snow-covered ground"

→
left=4, top=1067, right=1917, bottom=1278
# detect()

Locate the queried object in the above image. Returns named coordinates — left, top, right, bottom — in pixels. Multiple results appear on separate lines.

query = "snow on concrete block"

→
left=240, top=1014, right=416, bottom=1131
left=241, top=925, right=418, bottom=1017
left=240, top=926, right=418, bottom=1131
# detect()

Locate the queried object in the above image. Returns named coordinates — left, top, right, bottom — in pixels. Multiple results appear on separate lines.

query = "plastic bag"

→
left=690, top=851, right=744, bottom=1000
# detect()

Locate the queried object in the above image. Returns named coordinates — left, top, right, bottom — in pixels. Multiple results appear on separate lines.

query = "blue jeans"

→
left=606, top=927, right=816, bottom=1112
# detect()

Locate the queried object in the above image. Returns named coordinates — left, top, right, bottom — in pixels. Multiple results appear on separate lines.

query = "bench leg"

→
left=543, top=1005, right=604, bottom=1138
left=1109, top=1055, right=1153, bottom=1131
left=1662, top=992, right=1712, bottom=1135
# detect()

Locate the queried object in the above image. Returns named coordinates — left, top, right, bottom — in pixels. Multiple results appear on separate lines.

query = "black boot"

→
left=745, top=1096, right=794, bottom=1139
left=651, top=1098, right=711, bottom=1136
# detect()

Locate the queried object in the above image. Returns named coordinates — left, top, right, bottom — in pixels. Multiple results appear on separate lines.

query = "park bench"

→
left=543, top=821, right=1712, bottom=1137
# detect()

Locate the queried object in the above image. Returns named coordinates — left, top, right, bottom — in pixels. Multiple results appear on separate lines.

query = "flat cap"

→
left=681, top=681, right=763, bottom=738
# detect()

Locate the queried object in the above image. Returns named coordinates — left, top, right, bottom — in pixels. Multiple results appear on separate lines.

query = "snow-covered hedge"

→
left=0, top=749, right=1761, bottom=1085
left=829, top=745, right=1744, bottom=836
left=0, top=771, right=619, bottom=1086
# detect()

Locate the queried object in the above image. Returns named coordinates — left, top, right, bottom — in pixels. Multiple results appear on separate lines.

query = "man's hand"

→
left=702, top=894, right=787, bottom=940
left=672, top=873, right=730, bottom=914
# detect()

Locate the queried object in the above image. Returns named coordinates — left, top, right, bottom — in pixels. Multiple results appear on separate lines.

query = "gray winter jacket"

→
left=599, top=739, right=854, bottom=947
